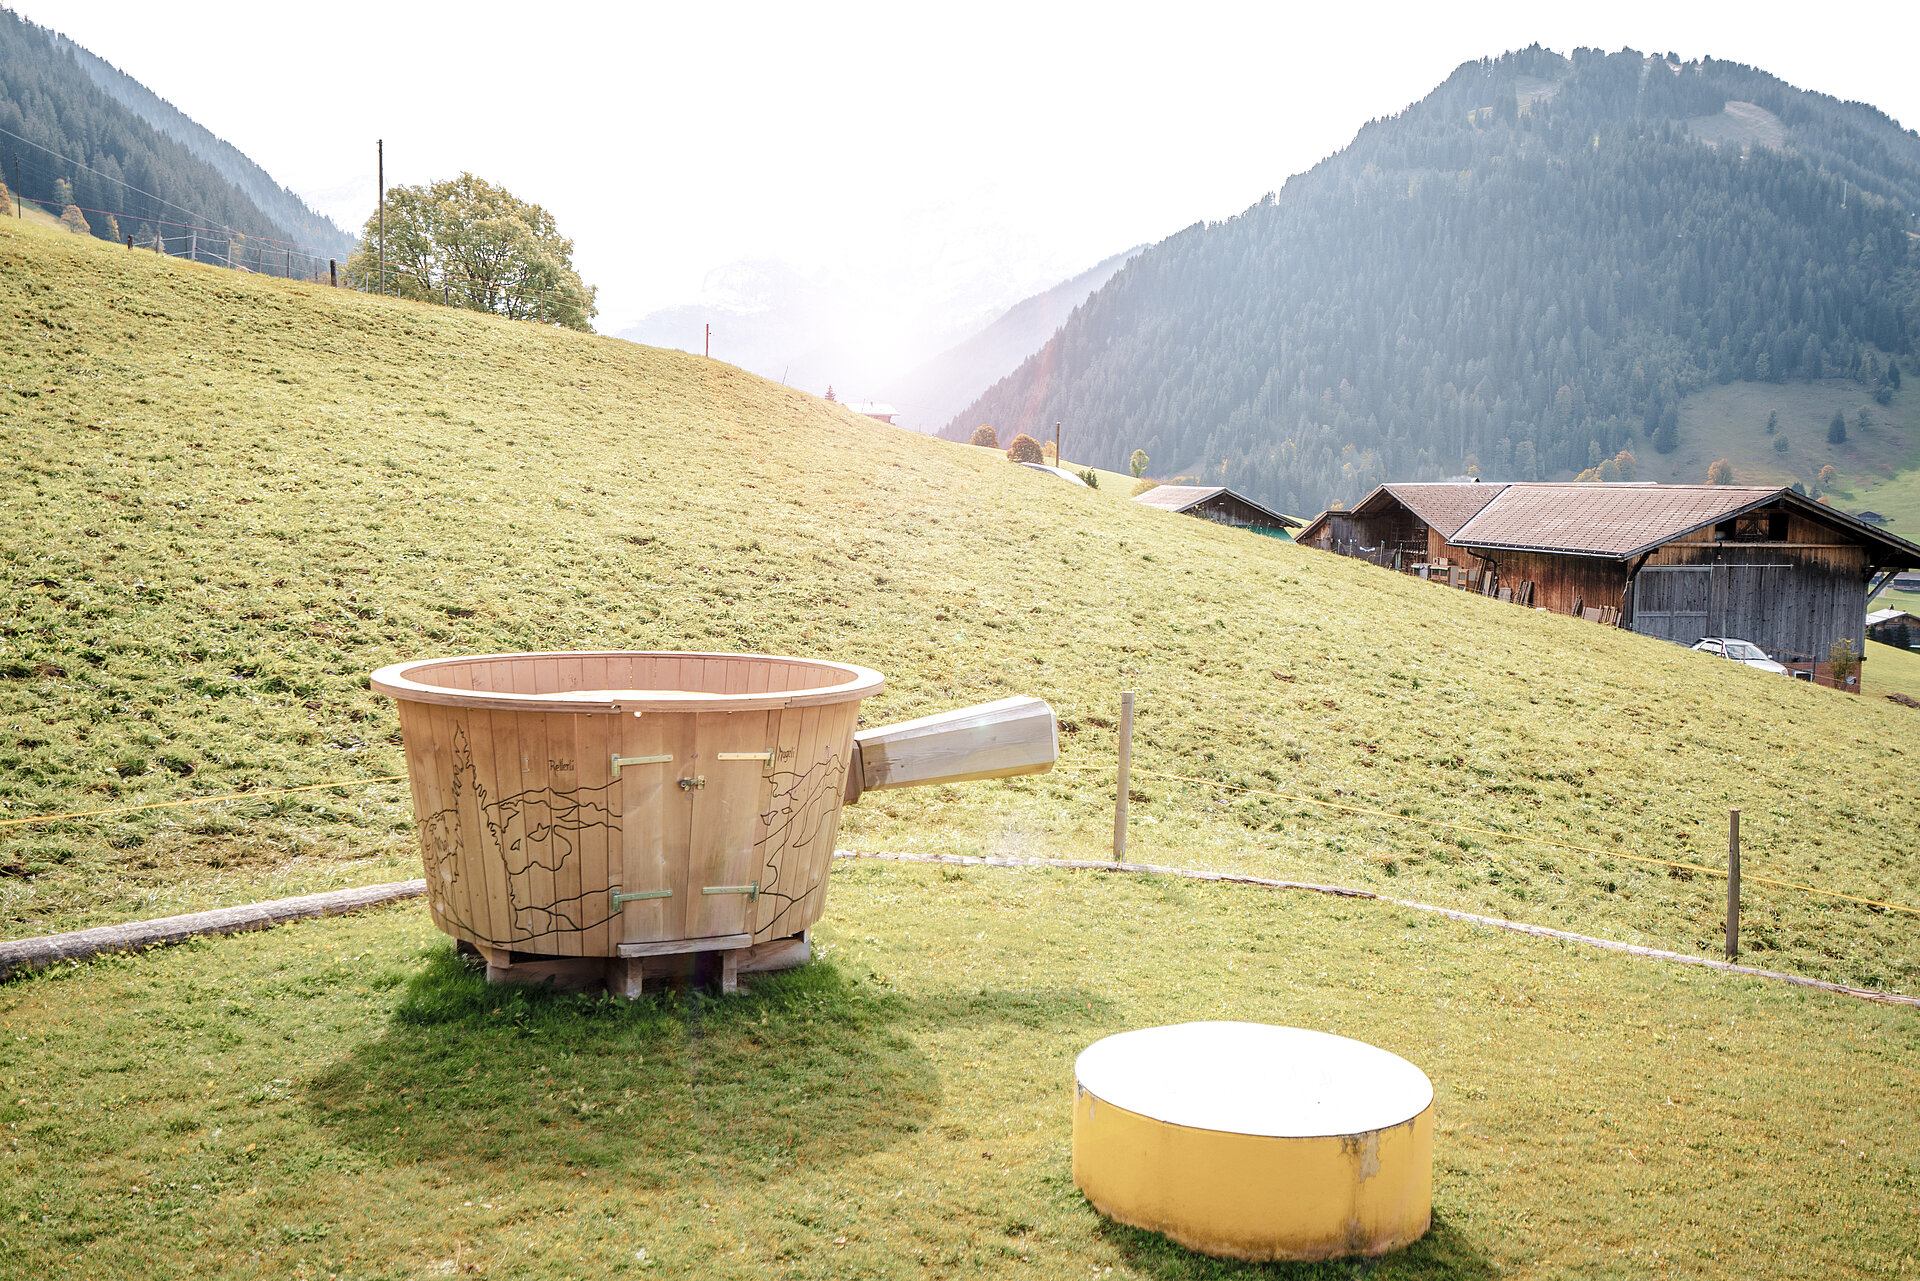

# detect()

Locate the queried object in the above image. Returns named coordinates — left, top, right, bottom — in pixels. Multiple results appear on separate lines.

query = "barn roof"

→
left=1868, top=608, right=1920, bottom=627
left=1133, top=485, right=1301, bottom=527
left=1450, top=484, right=1920, bottom=563
left=1367, top=482, right=1508, bottom=537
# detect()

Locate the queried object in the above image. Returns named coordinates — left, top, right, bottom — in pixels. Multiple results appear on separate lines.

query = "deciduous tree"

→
left=969, top=425, right=999, bottom=449
left=1006, top=433, right=1044, bottom=464
left=1706, top=458, right=1733, bottom=485
left=346, top=173, right=596, bottom=330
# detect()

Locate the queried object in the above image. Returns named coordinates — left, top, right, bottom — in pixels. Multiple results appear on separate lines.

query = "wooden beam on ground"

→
left=0, top=879, right=427, bottom=981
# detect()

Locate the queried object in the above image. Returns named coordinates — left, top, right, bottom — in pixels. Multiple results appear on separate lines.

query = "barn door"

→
left=1633, top=566, right=1713, bottom=645
left=683, top=710, right=777, bottom=940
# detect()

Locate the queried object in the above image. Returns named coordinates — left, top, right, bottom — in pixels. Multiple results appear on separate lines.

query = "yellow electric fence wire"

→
left=0, top=775, right=408, bottom=831
left=1058, top=763, right=1920, bottom=917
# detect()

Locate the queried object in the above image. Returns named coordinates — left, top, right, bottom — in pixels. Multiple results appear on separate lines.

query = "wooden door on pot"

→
left=613, top=712, right=696, bottom=947
left=683, top=709, right=778, bottom=940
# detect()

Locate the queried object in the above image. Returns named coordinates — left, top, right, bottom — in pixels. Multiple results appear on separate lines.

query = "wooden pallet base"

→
left=469, top=931, right=810, bottom=998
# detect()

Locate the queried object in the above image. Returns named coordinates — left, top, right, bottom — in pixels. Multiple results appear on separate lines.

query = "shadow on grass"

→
left=309, top=946, right=943, bottom=1184
left=1099, top=1211, right=1494, bottom=1280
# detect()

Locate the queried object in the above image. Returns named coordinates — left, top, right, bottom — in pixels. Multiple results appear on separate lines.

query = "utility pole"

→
left=1725, top=809, right=1741, bottom=961
left=1113, top=691, right=1134, bottom=861
left=11, top=152, right=18, bottom=218
left=705, top=323, right=711, bottom=358
left=377, top=139, right=385, bottom=295
left=1054, top=420, right=1062, bottom=467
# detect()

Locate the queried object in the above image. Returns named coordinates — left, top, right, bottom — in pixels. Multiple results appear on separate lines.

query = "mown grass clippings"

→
left=0, top=215, right=1915, bottom=994
left=3, top=861, right=1917, bottom=1279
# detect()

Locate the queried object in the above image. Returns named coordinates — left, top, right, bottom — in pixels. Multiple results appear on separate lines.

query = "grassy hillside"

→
left=1672, top=373, right=1920, bottom=532
left=3, top=211, right=1919, bottom=1281
left=1, top=217, right=1917, bottom=1000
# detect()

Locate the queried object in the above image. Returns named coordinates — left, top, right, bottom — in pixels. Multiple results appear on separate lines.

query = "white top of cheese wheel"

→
left=1074, top=1022, right=1433, bottom=1138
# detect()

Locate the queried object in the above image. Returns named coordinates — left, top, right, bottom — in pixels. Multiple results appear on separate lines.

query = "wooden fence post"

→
left=329, top=259, right=337, bottom=287
left=1726, top=808, right=1740, bottom=961
left=1113, top=691, right=1134, bottom=861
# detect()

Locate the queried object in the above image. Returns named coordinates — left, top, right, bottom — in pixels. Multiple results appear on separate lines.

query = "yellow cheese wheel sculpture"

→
left=1072, top=1022, right=1433, bottom=1262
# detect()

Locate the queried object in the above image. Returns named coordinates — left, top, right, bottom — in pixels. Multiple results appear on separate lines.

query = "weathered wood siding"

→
left=1634, top=539, right=1869, bottom=657
left=1475, top=551, right=1627, bottom=615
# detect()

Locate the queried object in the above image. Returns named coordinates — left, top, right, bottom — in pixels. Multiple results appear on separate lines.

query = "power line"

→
left=0, top=121, right=245, bottom=236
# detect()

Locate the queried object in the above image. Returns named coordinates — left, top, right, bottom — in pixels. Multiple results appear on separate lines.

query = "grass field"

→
left=1671, top=374, right=1919, bottom=534
left=0, top=215, right=1916, bottom=992
left=4, top=861, right=1917, bottom=1281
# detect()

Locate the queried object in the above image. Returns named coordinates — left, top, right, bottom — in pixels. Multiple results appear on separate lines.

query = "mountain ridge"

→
left=949, top=46, right=1920, bottom=516
left=881, top=244, right=1143, bottom=431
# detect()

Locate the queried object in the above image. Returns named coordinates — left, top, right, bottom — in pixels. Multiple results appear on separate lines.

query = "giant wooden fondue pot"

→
left=371, top=650, right=1054, bottom=994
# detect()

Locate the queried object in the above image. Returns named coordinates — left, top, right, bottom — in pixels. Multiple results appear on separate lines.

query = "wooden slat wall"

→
left=388, top=654, right=881, bottom=959
left=1647, top=544, right=1871, bottom=656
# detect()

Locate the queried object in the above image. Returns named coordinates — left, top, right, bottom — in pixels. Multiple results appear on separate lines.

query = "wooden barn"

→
left=1295, top=482, right=1503, bottom=567
left=1133, top=485, right=1302, bottom=539
left=1868, top=608, right=1920, bottom=650
left=1446, top=484, right=1920, bottom=662
left=1302, top=482, right=1920, bottom=669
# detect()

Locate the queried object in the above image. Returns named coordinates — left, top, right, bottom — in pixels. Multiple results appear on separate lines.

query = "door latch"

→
left=678, top=776, right=706, bottom=791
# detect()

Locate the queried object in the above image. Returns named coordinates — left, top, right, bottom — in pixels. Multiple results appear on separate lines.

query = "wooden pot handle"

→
left=844, top=696, right=1057, bottom=804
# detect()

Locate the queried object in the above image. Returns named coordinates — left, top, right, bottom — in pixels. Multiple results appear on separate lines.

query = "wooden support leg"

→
left=612, top=957, right=646, bottom=1001
left=720, top=948, right=739, bottom=996
left=478, top=946, right=608, bottom=994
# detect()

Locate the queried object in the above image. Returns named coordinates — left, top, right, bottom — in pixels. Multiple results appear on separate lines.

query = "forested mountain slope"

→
left=0, top=10, right=339, bottom=268
left=48, top=31, right=351, bottom=254
left=949, top=47, right=1920, bottom=516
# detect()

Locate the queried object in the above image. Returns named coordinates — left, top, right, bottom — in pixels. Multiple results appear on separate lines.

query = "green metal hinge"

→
left=701, top=882, right=759, bottom=902
left=611, top=888, right=673, bottom=909
left=610, top=752, right=673, bottom=779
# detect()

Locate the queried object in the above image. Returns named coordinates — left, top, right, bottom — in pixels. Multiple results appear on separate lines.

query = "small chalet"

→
left=1133, top=485, right=1302, bottom=539
left=1868, top=608, right=1920, bottom=650
left=1301, top=482, right=1920, bottom=668
left=844, top=401, right=899, bottom=424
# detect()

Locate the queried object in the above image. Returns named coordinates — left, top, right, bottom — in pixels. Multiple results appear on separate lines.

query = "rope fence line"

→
left=1055, top=762, right=1920, bottom=917
left=0, top=761, right=1912, bottom=918
left=835, top=849, right=1920, bottom=1008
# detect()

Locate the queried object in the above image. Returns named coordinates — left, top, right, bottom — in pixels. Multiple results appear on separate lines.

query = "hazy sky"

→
left=14, top=1, right=1920, bottom=341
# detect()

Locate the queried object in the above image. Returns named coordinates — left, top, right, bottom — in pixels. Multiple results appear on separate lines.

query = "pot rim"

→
left=370, top=649, right=886, bottom=714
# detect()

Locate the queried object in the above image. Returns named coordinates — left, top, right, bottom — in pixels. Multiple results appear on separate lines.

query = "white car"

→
left=1691, top=637, right=1791, bottom=675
